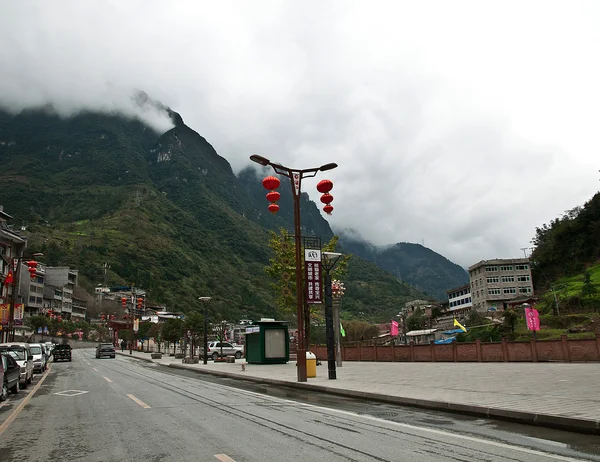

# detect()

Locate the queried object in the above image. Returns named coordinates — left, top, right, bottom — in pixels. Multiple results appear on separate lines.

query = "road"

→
left=0, top=349, right=599, bottom=462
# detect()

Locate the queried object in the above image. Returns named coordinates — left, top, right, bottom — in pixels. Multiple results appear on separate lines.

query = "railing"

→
left=311, top=334, right=600, bottom=363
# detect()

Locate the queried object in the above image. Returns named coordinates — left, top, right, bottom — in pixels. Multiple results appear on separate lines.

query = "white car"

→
left=200, top=342, right=244, bottom=360
left=0, top=343, right=34, bottom=388
left=28, top=343, right=47, bottom=373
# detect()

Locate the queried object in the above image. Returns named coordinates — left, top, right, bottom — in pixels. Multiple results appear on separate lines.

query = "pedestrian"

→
left=120, top=339, right=126, bottom=352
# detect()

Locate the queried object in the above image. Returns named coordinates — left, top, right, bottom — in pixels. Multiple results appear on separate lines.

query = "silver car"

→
left=200, top=341, right=243, bottom=360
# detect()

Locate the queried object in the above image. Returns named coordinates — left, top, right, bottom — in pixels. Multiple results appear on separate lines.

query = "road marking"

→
left=103, top=377, right=113, bottom=383
left=214, top=455, right=236, bottom=462
left=127, top=394, right=150, bottom=409
left=207, top=382, right=585, bottom=462
left=0, top=367, right=51, bottom=437
left=93, top=368, right=98, bottom=372
left=54, top=390, right=89, bottom=397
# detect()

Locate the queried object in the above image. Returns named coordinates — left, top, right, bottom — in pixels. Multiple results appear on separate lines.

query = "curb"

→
left=115, top=351, right=154, bottom=363
left=121, top=354, right=600, bottom=435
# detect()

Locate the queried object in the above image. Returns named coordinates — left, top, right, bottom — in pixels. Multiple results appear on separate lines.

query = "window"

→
left=487, top=277, right=499, bottom=283
left=30, top=284, right=36, bottom=292
left=499, top=265, right=513, bottom=271
left=515, top=264, right=529, bottom=270
left=501, top=276, right=515, bottom=283
left=36, top=297, right=43, bottom=304
left=485, top=266, right=498, bottom=272
left=519, top=287, right=533, bottom=294
left=488, top=288, right=501, bottom=295
left=29, top=296, right=36, bottom=303
left=503, top=287, right=517, bottom=294
left=517, top=275, right=530, bottom=282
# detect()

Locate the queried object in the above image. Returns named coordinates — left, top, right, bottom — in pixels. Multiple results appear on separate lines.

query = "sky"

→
left=1, top=0, right=599, bottom=268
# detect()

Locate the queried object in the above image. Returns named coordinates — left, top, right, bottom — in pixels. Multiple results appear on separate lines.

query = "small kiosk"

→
left=245, top=320, right=289, bottom=364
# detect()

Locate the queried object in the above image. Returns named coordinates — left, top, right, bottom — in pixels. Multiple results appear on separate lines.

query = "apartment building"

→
left=43, top=266, right=79, bottom=319
left=468, top=258, right=534, bottom=312
left=446, top=283, right=472, bottom=313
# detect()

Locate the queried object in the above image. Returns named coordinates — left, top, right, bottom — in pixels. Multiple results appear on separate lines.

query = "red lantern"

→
left=101, top=314, right=105, bottom=321
left=137, top=297, right=143, bottom=309
left=268, top=203, right=280, bottom=214
left=317, top=179, right=333, bottom=194
left=121, top=297, right=127, bottom=308
left=3, top=271, right=13, bottom=286
left=323, top=204, right=334, bottom=215
left=26, top=260, right=38, bottom=279
left=266, top=191, right=281, bottom=202
left=320, top=193, right=333, bottom=205
left=262, top=176, right=281, bottom=191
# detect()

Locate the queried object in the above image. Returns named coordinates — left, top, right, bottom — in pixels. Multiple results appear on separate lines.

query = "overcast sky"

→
left=1, top=1, right=599, bottom=268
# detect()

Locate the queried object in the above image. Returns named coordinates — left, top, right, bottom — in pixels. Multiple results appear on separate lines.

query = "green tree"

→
left=407, top=308, right=425, bottom=331
left=147, top=323, right=162, bottom=351
left=581, top=271, right=598, bottom=301
left=184, top=311, right=205, bottom=355
left=136, top=321, right=153, bottom=351
left=162, top=318, right=183, bottom=352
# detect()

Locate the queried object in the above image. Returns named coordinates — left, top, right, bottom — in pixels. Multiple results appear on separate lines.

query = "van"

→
left=0, top=343, right=34, bottom=388
left=28, top=343, right=47, bottom=373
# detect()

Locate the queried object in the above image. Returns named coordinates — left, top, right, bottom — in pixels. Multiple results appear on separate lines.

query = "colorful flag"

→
left=454, top=318, right=467, bottom=332
left=390, top=320, right=399, bottom=336
left=524, top=306, right=540, bottom=331
left=340, top=322, right=346, bottom=337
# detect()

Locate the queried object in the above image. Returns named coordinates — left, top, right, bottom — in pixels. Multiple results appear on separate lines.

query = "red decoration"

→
left=268, top=203, right=280, bottom=214
left=317, top=179, right=333, bottom=194
left=137, top=297, right=143, bottom=309
left=262, top=176, right=281, bottom=191
left=121, top=297, right=127, bottom=308
left=26, top=260, right=38, bottom=280
left=323, top=204, right=334, bottom=215
left=266, top=191, right=281, bottom=202
left=320, top=193, right=333, bottom=205
left=3, top=271, right=13, bottom=286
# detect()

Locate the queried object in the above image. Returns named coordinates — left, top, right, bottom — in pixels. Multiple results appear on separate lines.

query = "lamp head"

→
left=250, top=155, right=270, bottom=166
left=319, top=163, right=338, bottom=172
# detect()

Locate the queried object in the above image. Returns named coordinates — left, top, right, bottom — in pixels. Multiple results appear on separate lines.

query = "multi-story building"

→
left=72, top=296, right=87, bottom=322
left=19, top=263, right=45, bottom=317
left=468, top=258, right=534, bottom=312
left=42, top=267, right=78, bottom=320
left=446, top=283, right=472, bottom=314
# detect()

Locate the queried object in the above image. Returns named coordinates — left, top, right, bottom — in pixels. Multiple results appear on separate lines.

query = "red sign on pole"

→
left=524, top=306, right=540, bottom=331
left=304, top=249, right=322, bottom=304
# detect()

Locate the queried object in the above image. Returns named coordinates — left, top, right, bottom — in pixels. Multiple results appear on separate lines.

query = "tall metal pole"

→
left=9, top=256, right=21, bottom=342
left=324, top=270, right=336, bottom=379
left=203, top=303, right=208, bottom=365
left=292, top=186, right=307, bottom=382
left=332, top=297, right=342, bottom=367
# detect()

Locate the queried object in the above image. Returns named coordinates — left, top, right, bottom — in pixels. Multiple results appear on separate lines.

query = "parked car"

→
left=44, top=342, right=55, bottom=361
left=0, top=343, right=34, bottom=388
left=95, top=343, right=115, bottom=359
left=200, top=341, right=244, bottom=360
left=0, top=353, right=20, bottom=400
left=28, top=343, right=47, bottom=373
left=52, top=344, right=72, bottom=362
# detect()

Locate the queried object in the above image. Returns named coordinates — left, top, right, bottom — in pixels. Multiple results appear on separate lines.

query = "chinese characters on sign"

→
left=304, top=249, right=322, bottom=304
left=524, top=306, right=540, bottom=331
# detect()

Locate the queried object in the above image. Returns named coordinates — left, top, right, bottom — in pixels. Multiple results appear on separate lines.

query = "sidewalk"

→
left=116, top=350, right=600, bottom=435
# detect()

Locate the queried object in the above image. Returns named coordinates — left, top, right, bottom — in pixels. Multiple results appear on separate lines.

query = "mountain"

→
left=338, top=233, right=469, bottom=300
left=0, top=105, right=428, bottom=323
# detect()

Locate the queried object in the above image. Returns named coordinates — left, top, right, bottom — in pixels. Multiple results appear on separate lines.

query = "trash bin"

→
left=306, top=352, right=317, bottom=378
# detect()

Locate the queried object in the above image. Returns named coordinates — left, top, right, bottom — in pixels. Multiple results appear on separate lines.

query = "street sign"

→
left=304, top=249, right=322, bottom=304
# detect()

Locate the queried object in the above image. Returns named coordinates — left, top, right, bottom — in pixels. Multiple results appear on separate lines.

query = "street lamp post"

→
left=250, top=155, right=337, bottom=382
left=198, top=297, right=212, bottom=365
left=322, top=252, right=342, bottom=380
left=9, top=251, right=43, bottom=342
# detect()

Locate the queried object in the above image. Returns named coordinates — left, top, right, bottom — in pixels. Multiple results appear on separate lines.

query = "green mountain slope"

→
left=0, top=106, right=431, bottom=322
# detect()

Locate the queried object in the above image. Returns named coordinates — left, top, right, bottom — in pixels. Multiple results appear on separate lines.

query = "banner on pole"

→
left=524, top=306, right=540, bottom=331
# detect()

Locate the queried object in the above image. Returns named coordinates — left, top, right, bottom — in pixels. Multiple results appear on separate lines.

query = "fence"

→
left=311, top=334, right=600, bottom=363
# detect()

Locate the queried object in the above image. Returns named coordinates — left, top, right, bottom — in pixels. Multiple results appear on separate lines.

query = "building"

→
left=43, top=266, right=78, bottom=319
left=468, top=258, right=534, bottom=312
left=446, top=283, right=472, bottom=314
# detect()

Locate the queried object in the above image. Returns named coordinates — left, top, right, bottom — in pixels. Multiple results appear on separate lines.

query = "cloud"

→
left=1, top=0, right=599, bottom=267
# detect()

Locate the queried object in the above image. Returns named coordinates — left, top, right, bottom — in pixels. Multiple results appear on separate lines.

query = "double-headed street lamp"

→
left=322, top=252, right=342, bottom=380
left=198, top=296, right=212, bottom=365
left=8, top=251, right=44, bottom=341
left=250, top=155, right=337, bottom=382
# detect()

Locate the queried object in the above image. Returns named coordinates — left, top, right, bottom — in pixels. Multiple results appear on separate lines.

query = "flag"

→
left=390, top=320, right=399, bottom=336
left=454, top=318, right=467, bottom=332
left=340, top=322, right=346, bottom=337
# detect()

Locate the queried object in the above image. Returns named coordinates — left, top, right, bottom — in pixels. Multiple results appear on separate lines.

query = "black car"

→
left=53, top=344, right=72, bottom=362
left=95, top=343, right=115, bottom=359
left=1, top=353, right=20, bottom=400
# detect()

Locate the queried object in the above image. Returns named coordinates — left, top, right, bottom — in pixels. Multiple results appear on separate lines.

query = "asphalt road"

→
left=0, top=349, right=598, bottom=462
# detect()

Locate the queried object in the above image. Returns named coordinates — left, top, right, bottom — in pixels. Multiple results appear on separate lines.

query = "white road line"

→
left=127, top=394, right=151, bottom=409
left=214, top=455, right=236, bottom=462
left=93, top=368, right=98, bottom=372
left=103, top=377, right=113, bottom=383
left=205, top=381, right=584, bottom=462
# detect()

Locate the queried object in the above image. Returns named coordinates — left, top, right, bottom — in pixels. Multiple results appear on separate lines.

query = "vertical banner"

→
left=524, top=306, right=540, bottom=331
left=14, top=304, right=24, bottom=325
left=0, top=304, right=9, bottom=326
left=391, top=320, right=399, bottom=336
left=304, top=249, right=322, bottom=304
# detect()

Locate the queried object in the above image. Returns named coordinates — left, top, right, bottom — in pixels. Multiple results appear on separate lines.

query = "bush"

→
left=539, top=314, right=590, bottom=329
